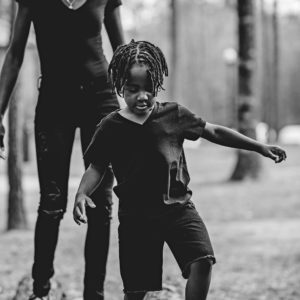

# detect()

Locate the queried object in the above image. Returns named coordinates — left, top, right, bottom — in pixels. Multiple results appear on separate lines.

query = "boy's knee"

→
left=189, top=258, right=213, bottom=278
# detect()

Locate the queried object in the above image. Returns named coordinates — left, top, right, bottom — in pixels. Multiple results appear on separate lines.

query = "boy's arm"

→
left=104, top=4, right=125, bottom=51
left=202, top=122, right=287, bottom=163
left=73, top=163, right=107, bottom=225
left=0, top=3, right=32, bottom=159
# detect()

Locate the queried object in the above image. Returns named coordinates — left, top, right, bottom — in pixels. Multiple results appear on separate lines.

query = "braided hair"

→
left=108, top=40, right=168, bottom=97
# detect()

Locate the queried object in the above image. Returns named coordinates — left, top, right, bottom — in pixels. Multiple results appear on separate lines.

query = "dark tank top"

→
left=17, top=0, right=121, bottom=81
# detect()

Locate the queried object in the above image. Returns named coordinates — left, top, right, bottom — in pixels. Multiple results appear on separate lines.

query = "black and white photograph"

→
left=0, top=0, right=299, bottom=299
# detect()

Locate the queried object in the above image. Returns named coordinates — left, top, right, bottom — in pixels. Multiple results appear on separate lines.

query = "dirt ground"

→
left=0, top=142, right=299, bottom=300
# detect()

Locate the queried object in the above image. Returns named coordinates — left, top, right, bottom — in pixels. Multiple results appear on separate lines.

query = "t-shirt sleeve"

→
left=178, top=104, right=206, bottom=141
left=83, top=122, right=111, bottom=169
left=105, top=0, right=122, bottom=14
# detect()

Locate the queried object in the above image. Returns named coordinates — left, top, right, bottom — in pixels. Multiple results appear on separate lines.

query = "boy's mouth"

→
left=135, top=102, right=150, bottom=110
left=136, top=104, right=148, bottom=110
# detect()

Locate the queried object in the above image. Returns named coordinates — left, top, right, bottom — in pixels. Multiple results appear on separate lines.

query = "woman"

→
left=0, top=1, right=124, bottom=299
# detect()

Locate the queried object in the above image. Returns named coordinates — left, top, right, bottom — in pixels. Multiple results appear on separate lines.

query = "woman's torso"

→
left=29, top=0, right=111, bottom=81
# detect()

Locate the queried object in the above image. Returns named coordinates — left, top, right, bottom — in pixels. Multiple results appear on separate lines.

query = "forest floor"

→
left=0, top=140, right=299, bottom=300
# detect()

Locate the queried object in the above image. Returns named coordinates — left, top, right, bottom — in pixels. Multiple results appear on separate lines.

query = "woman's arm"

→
left=104, top=5, right=125, bottom=51
left=0, top=3, right=32, bottom=117
left=0, top=3, right=32, bottom=159
left=202, top=122, right=287, bottom=163
left=73, top=163, right=107, bottom=225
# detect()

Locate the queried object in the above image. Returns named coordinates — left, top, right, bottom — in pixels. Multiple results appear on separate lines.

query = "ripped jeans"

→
left=32, top=77, right=119, bottom=299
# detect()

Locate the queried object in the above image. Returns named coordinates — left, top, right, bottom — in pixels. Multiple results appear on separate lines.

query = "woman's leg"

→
left=185, top=259, right=212, bottom=300
left=32, top=122, right=76, bottom=297
left=82, top=170, right=113, bottom=300
left=79, top=77, right=119, bottom=300
left=124, top=292, right=147, bottom=300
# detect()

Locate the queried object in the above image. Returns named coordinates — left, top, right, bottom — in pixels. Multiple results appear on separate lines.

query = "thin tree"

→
left=7, top=1, right=28, bottom=230
left=231, top=0, right=262, bottom=180
left=270, top=0, right=279, bottom=140
left=261, top=0, right=272, bottom=135
left=260, top=0, right=279, bottom=142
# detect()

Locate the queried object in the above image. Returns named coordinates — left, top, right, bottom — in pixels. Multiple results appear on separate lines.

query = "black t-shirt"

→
left=84, top=101, right=206, bottom=216
left=15, top=0, right=122, bottom=81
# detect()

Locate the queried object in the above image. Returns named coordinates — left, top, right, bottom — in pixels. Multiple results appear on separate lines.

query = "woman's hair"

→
left=108, top=40, right=168, bottom=97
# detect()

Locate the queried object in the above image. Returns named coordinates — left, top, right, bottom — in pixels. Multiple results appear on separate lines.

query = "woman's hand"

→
left=260, top=145, right=287, bottom=163
left=73, top=193, right=96, bottom=225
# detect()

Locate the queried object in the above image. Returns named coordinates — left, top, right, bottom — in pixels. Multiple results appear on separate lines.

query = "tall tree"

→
left=260, top=0, right=279, bottom=142
left=7, top=1, right=28, bottom=230
left=270, top=0, right=279, bottom=140
left=231, top=0, right=262, bottom=180
left=260, top=0, right=272, bottom=134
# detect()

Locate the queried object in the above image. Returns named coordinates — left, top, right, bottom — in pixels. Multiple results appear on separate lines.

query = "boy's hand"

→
left=0, top=119, right=5, bottom=160
left=73, top=193, right=96, bottom=225
left=261, top=145, right=287, bottom=163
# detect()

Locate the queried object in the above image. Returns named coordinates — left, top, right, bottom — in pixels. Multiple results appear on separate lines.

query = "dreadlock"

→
left=108, top=40, right=168, bottom=97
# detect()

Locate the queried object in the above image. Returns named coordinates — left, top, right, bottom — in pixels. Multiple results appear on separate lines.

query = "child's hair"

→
left=108, top=39, right=168, bottom=97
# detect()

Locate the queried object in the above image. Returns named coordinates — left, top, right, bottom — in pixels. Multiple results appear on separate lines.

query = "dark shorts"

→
left=118, top=202, right=216, bottom=293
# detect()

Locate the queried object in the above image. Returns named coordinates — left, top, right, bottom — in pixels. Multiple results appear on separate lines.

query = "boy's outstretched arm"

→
left=202, top=123, right=287, bottom=163
left=73, top=163, right=107, bottom=225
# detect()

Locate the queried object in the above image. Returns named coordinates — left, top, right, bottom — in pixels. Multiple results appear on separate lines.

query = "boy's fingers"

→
left=269, top=151, right=277, bottom=161
left=0, top=148, right=5, bottom=160
left=74, top=206, right=87, bottom=223
left=73, top=216, right=81, bottom=226
left=271, top=147, right=287, bottom=163
left=85, top=197, right=96, bottom=208
left=79, top=201, right=87, bottom=218
left=282, top=151, right=287, bottom=160
left=0, top=137, right=5, bottom=159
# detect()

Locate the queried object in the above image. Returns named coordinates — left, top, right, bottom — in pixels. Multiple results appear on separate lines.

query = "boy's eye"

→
left=124, top=85, right=154, bottom=94
left=125, top=86, right=138, bottom=93
left=145, top=87, right=154, bottom=94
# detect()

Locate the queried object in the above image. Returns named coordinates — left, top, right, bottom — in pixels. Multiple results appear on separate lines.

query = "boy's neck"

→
left=119, top=106, right=154, bottom=125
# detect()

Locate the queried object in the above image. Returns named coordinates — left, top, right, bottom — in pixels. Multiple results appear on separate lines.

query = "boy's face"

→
left=123, top=64, right=156, bottom=116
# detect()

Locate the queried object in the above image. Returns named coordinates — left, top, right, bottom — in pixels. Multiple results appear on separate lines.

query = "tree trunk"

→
left=169, top=0, right=178, bottom=100
left=7, top=2, right=28, bottom=230
left=271, top=0, right=279, bottom=140
left=231, top=0, right=262, bottom=180
left=260, top=0, right=279, bottom=143
left=261, top=0, right=272, bottom=131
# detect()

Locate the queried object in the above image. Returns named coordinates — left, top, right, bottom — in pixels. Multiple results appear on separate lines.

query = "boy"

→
left=73, top=40, right=286, bottom=300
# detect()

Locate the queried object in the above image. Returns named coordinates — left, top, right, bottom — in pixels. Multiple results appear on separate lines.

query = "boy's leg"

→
left=32, top=123, right=76, bottom=297
left=185, top=259, right=212, bottom=300
left=165, top=202, right=216, bottom=300
left=118, top=215, right=164, bottom=297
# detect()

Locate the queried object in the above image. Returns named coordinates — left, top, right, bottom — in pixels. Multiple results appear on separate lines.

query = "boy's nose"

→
left=137, top=92, right=148, bottom=100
